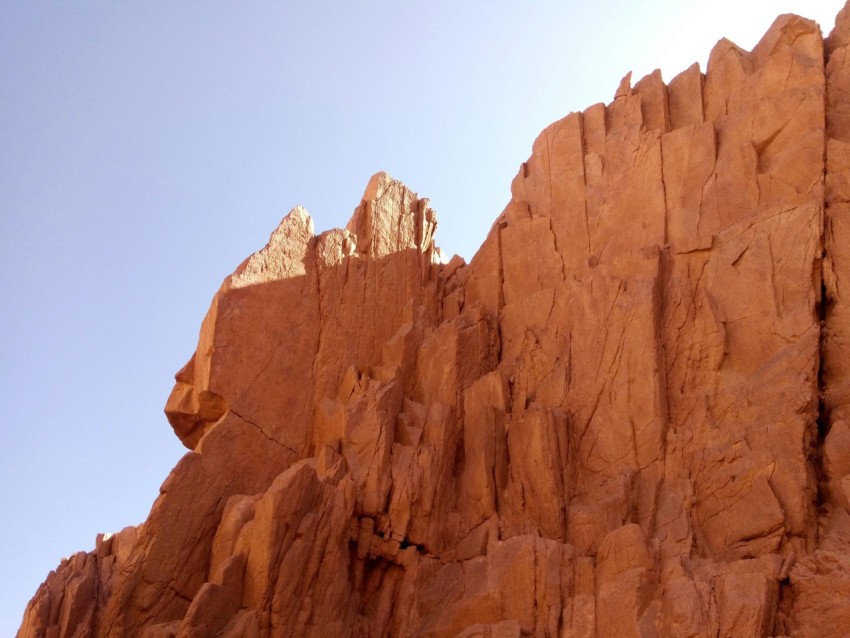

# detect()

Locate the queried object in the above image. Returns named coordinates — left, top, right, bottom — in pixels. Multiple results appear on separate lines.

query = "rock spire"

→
left=17, top=5, right=850, bottom=637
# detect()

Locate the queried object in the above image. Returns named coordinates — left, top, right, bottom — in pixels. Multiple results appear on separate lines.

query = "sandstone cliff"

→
left=17, top=5, right=850, bottom=637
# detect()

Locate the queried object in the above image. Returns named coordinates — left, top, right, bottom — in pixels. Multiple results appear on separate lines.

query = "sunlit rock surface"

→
left=17, top=4, right=850, bottom=636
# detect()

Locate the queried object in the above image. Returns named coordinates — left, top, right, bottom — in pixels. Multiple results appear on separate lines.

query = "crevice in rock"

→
left=230, top=410, right=298, bottom=456
left=166, top=582, right=193, bottom=604
left=814, top=272, right=832, bottom=512
left=813, top=46, right=833, bottom=510
left=397, top=538, right=427, bottom=553
left=813, top=97, right=833, bottom=530
left=773, top=577, right=795, bottom=636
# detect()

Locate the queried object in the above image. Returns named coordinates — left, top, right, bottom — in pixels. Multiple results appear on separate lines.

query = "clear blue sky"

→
left=1, top=0, right=843, bottom=631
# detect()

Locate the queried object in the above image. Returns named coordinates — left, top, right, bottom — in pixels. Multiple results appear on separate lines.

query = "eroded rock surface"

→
left=17, top=4, right=850, bottom=637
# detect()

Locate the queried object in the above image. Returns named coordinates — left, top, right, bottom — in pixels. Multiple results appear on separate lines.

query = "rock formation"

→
left=17, top=4, right=850, bottom=637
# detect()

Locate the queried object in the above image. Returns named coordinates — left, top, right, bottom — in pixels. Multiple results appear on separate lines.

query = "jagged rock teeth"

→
left=16, top=3, right=850, bottom=637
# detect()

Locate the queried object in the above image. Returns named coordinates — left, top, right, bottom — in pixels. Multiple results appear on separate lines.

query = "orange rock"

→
left=17, top=4, right=850, bottom=637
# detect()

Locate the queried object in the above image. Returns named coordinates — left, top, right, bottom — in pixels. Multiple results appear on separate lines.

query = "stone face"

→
left=17, top=5, right=850, bottom=638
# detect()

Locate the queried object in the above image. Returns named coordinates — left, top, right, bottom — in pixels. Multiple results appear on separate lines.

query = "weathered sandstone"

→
left=17, top=4, right=850, bottom=637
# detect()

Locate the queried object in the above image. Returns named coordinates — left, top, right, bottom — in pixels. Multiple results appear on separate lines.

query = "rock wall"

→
left=17, top=5, right=850, bottom=637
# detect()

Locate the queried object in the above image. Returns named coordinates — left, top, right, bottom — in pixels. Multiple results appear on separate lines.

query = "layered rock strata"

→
left=18, top=5, right=850, bottom=637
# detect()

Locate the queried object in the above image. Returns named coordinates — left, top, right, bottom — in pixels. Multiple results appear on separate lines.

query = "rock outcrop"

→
left=17, top=4, right=850, bottom=637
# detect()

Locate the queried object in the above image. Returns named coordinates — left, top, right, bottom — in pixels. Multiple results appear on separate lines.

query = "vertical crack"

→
left=814, top=47, right=833, bottom=518
left=814, top=249, right=832, bottom=512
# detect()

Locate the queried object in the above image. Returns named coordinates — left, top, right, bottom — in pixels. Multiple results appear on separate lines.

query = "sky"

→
left=1, top=0, right=845, bottom=632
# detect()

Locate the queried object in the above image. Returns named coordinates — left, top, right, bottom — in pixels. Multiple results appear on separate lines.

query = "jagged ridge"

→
left=17, top=5, right=850, bottom=637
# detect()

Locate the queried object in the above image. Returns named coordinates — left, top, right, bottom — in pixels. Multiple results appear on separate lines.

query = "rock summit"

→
left=17, top=4, right=850, bottom=637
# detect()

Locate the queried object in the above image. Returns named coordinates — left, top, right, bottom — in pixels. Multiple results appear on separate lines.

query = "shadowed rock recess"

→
left=18, top=6, right=850, bottom=638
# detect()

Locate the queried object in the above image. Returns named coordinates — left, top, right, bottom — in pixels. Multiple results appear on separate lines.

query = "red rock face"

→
left=17, top=6, right=850, bottom=638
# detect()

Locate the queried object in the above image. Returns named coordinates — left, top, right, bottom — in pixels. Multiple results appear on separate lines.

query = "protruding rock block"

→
left=17, top=3, right=850, bottom=637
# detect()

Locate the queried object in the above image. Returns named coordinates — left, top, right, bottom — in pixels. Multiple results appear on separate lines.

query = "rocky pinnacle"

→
left=17, top=5, right=850, bottom=637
